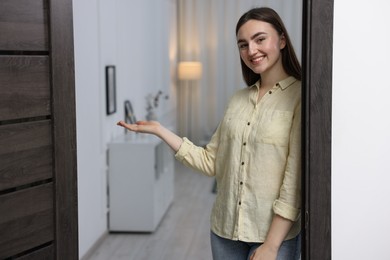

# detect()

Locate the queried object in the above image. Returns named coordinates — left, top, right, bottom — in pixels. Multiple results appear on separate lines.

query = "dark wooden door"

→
left=302, top=0, right=333, bottom=259
left=0, top=0, right=78, bottom=259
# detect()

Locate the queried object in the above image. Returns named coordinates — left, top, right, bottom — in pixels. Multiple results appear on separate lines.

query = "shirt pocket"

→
left=255, top=110, right=293, bottom=146
left=220, top=112, right=247, bottom=141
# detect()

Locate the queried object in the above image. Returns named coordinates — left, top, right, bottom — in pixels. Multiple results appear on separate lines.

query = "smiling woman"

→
left=125, top=1, right=331, bottom=259
left=118, top=6, right=303, bottom=260
left=176, top=0, right=302, bottom=145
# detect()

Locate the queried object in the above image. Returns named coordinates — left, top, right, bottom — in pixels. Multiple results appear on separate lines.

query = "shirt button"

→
left=240, top=182, right=243, bottom=185
left=241, top=162, right=244, bottom=165
left=239, top=201, right=242, bottom=205
left=247, top=122, right=250, bottom=126
left=243, top=142, right=247, bottom=146
left=269, top=91, right=272, bottom=94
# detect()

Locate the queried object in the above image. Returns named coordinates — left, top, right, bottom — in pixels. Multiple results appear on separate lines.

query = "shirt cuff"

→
left=175, top=137, right=193, bottom=161
left=273, top=199, right=300, bottom=221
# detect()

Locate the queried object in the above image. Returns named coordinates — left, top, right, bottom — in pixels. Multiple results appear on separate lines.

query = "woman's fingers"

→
left=117, top=121, right=137, bottom=131
left=116, top=120, right=159, bottom=134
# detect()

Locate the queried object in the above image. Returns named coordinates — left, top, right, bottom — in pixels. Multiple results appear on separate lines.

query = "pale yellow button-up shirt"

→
left=175, top=76, right=301, bottom=243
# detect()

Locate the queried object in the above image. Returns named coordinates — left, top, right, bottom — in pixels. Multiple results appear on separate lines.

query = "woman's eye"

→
left=256, top=38, right=265, bottom=43
left=238, top=44, right=248, bottom=49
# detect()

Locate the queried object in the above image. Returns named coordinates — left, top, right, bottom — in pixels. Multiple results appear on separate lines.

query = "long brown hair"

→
left=236, top=7, right=302, bottom=86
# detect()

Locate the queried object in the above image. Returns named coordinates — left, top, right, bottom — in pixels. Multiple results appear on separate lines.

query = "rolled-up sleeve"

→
left=175, top=137, right=193, bottom=161
left=175, top=125, right=220, bottom=177
left=273, top=102, right=301, bottom=221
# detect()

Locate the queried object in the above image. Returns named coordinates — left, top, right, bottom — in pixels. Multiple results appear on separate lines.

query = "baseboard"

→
left=80, top=231, right=109, bottom=260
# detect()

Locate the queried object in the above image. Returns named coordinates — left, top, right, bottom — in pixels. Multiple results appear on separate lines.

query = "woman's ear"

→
left=280, top=33, right=286, bottom=50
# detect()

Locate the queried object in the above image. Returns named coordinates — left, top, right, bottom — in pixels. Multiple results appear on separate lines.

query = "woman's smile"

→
left=250, top=55, right=266, bottom=65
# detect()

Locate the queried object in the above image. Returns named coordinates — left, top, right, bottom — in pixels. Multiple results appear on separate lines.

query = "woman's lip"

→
left=251, top=56, right=265, bottom=64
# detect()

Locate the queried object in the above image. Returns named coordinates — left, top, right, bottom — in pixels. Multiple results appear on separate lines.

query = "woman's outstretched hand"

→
left=117, top=120, right=161, bottom=136
left=116, top=120, right=183, bottom=152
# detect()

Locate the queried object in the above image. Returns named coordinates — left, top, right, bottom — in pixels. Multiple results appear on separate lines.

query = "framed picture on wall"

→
left=105, top=65, right=116, bottom=115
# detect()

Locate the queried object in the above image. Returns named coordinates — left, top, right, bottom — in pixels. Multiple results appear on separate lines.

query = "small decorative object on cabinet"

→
left=124, top=100, right=136, bottom=124
left=108, top=134, right=174, bottom=232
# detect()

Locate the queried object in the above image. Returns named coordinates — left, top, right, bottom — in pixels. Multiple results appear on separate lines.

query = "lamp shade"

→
left=178, top=61, right=202, bottom=80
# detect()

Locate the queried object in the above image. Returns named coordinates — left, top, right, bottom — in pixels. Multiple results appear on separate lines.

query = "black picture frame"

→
left=106, top=65, right=116, bottom=115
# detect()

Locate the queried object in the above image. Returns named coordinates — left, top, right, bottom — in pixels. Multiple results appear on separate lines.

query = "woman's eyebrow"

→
left=237, top=32, right=266, bottom=44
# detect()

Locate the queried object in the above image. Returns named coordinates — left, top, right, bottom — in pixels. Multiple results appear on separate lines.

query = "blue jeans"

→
left=210, top=231, right=301, bottom=260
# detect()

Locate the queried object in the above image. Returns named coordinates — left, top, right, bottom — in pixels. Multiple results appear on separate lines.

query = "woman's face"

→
left=237, top=19, right=286, bottom=77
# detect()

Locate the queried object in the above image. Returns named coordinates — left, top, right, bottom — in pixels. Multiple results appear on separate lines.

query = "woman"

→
left=117, top=7, right=301, bottom=260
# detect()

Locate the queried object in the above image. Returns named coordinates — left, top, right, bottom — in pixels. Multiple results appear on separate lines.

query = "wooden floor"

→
left=84, top=162, right=216, bottom=260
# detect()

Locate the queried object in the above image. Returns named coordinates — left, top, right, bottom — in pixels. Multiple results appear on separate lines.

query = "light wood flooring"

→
left=84, top=162, right=216, bottom=260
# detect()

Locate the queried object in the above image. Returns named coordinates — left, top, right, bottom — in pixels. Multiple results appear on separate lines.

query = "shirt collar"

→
left=277, top=76, right=297, bottom=90
left=251, top=76, right=297, bottom=90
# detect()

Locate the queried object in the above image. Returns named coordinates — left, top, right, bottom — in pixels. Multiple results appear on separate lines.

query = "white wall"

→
left=73, top=1, right=107, bottom=258
left=73, top=0, right=177, bottom=257
left=332, top=0, right=390, bottom=259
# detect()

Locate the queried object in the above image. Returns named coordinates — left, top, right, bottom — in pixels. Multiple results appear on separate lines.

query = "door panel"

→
left=0, top=0, right=48, bottom=51
left=0, top=56, right=50, bottom=121
left=0, top=184, right=54, bottom=259
left=14, top=245, right=54, bottom=260
left=0, top=121, right=52, bottom=191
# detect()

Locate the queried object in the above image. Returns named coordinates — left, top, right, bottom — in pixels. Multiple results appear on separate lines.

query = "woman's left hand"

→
left=250, top=244, right=278, bottom=260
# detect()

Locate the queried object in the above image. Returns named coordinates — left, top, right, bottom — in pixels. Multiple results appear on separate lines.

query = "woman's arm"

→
left=117, top=120, right=183, bottom=152
left=251, top=101, right=302, bottom=260
left=250, top=214, right=294, bottom=260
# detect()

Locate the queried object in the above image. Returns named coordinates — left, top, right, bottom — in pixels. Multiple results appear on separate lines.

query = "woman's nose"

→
left=248, top=42, right=257, bottom=55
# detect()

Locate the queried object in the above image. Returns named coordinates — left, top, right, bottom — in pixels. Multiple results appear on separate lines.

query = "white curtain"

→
left=177, top=0, right=302, bottom=144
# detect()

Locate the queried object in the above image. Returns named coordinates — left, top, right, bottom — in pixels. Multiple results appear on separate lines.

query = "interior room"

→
left=73, top=0, right=302, bottom=259
left=1, top=0, right=390, bottom=259
left=74, top=0, right=390, bottom=259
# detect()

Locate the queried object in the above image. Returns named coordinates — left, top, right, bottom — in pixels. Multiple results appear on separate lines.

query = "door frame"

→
left=50, top=0, right=78, bottom=258
left=302, top=0, right=333, bottom=259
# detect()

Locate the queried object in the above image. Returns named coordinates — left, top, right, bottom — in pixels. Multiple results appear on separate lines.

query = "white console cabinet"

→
left=108, top=134, right=174, bottom=232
